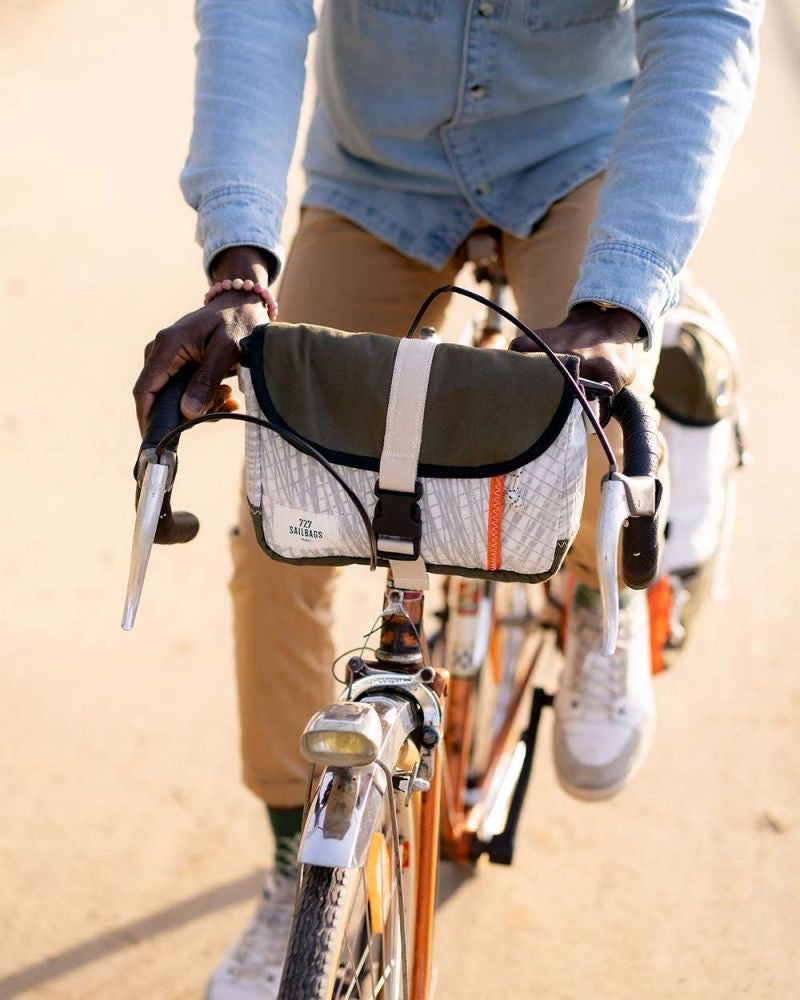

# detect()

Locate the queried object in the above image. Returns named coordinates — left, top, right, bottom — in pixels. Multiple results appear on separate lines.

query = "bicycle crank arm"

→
left=472, top=686, right=554, bottom=866
left=121, top=457, right=170, bottom=631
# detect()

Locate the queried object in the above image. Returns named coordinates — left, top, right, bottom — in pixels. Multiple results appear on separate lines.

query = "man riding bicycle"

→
left=132, top=2, right=762, bottom=996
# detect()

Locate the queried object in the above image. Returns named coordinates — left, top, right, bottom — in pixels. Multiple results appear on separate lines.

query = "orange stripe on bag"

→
left=487, top=475, right=504, bottom=572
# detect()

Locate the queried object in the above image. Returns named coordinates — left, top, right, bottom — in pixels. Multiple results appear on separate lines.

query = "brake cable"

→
left=405, top=283, right=618, bottom=471
left=154, top=411, right=380, bottom=570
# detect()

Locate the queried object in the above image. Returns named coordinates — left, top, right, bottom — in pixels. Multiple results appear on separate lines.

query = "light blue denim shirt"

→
left=180, top=0, right=762, bottom=341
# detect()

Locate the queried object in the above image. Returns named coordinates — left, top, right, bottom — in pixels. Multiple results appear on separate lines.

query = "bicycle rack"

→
left=470, top=686, right=554, bottom=866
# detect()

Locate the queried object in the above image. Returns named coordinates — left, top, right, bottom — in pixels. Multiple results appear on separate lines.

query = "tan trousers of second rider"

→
left=229, top=175, right=662, bottom=808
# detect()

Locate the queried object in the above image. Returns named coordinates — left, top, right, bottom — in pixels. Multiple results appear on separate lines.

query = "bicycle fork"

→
left=297, top=585, right=446, bottom=1000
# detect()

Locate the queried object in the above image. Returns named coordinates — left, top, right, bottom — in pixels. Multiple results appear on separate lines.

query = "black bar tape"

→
left=141, top=362, right=199, bottom=455
left=611, top=388, right=662, bottom=590
left=135, top=363, right=201, bottom=545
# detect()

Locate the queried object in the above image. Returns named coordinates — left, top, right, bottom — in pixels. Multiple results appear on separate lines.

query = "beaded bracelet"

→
left=205, top=278, right=278, bottom=319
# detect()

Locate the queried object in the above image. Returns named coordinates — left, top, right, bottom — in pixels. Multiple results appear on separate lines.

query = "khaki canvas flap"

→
left=242, top=323, right=579, bottom=477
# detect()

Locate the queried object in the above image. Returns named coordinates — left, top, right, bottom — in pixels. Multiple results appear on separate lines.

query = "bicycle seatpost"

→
left=121, top=364, right=200, bottom=631
left=465, top=228, right=510, bottom=347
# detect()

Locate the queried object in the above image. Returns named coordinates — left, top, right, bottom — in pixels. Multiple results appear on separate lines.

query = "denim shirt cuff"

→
left=195, top=185, right=286, bottom=282
left=569, top=241, right=680, bottom=350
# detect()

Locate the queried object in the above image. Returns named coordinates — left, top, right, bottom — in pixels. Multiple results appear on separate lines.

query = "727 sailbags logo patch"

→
left=291, top=517, right=322, bottom=539
left=272, top=503, right=342, bottom=550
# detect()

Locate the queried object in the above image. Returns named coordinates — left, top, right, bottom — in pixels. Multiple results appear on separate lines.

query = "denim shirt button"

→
left=475, top=181, right=491, bottom=196
left=469, top=84, right=487, bottom=100
left=477, top=1, right=495, bottom=15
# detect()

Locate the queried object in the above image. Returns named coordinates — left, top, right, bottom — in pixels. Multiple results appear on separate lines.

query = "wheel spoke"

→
left=334, top=877, right=368, bottom=1000
left=362, top=866, right=377, bottom=998
left=343, top=928, right=365, bottom=1000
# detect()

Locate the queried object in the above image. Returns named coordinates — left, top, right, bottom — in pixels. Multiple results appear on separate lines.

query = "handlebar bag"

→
left=238, top=322, right=587, bottom=584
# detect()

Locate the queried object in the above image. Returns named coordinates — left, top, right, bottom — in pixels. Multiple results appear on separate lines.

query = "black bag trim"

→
left=241, top=327, right=580, bottom=479
left=248, top=503, right=569, bottom=584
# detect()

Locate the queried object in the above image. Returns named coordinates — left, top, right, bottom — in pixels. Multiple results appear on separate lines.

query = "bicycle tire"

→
left=278, top=865, right=354, bottom=1000
left=278, top=775, right=417, bottom=1000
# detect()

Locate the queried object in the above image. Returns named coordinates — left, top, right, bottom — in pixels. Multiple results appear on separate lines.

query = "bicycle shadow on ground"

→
left=437, top=859, right=480, bottom=908
left=0, top=870, right=263, bottom=1000
left=2, top=861, right=491, bottom=997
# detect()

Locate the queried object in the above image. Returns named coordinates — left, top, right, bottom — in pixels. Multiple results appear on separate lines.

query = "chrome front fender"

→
left=298, top=696, right=419, bottom=869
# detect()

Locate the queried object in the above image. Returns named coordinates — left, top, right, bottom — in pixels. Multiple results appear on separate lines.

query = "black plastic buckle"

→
left=372, top=481, right=423, bottom=561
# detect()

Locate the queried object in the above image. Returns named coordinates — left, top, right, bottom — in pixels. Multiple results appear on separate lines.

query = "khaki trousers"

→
left=230, top=176, right=662, bottom=806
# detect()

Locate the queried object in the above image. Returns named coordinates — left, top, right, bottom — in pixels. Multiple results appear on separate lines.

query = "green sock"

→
left=575, top=582, right=634, bottom=610
left=267, top=805, right=304, bottom=878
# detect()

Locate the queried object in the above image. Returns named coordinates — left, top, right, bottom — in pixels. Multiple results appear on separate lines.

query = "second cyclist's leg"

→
left=504, top=176, right=664, bottom=801
left=209, top=208, right=459, bottom=1000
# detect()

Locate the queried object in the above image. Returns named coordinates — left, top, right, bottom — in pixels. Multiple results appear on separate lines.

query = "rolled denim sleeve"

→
left=179, top=0, right=316, bottom=280
left=570, top=0, right=763, bottom=345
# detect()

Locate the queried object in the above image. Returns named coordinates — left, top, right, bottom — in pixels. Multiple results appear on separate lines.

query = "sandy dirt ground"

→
left=1, top=2, right=799, bottom=998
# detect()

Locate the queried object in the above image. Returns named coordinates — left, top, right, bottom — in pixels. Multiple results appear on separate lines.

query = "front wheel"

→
left=278, top=782, right=416, bottom=1000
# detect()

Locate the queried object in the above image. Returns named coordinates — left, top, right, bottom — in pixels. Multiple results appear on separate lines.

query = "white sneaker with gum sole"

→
left=554, top=583, right=655, bottom=800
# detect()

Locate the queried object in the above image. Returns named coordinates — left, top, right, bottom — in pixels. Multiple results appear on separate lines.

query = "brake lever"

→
left=596, top=472, right=659, bottom=655
left=122, top=458, right=173, bottom=631
left=121, top=365, right=200, bottom=631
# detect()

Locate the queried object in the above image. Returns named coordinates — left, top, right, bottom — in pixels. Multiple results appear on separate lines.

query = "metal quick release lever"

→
left=121, top=364, right=200, bottom=631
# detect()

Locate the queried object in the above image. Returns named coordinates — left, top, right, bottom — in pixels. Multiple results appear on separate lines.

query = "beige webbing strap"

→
left=379, top=337, right=437, bottom=494
left=377, top=338, right=436, bottom=590
left=388, top=555, right=430, bottom=591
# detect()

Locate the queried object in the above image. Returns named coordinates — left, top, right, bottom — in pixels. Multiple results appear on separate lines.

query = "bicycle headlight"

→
left=300, top=702, right=383, bottom=767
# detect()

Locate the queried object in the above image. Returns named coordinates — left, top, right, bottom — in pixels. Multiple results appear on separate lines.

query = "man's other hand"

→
left=509, top=303, right=642, bottom=392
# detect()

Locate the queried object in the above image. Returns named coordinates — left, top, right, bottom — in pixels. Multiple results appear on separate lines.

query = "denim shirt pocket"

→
left=364, top=0, right=442, bottom=19
left=526, top=0, right=633, bottom=31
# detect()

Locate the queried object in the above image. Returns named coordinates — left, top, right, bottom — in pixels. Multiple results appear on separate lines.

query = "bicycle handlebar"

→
left=124, top=349, right=662, bottom=652
left=611, top=388, right=662, bottom=590
left=594, top=385, right=663, bottom=654
left=137, top=362, right=662, bottom=567
left=135, top=364, right=200, bottom=545
left=140, top=363, right=198, bottom=456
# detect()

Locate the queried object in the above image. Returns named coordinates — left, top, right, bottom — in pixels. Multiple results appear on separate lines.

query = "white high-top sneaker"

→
left=553, top=582, right=655, bottom=800
left=206, top=871, right=296, bottom=1000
